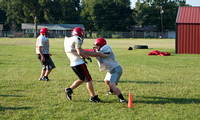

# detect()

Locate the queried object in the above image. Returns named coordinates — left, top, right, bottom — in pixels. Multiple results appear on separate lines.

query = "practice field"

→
left=0, top=38, right=200, bottom=120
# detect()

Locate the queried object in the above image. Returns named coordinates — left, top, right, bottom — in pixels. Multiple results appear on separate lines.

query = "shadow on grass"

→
left=95, top=80, right=164, bottom=84
left=0, top=95, right=24, bottom=97
left=135, top=96, right=200, bottom=104
left=74, top=99, right=118, bottom=103
left=0, top=106, right=32, bottom=111
left=120, top=81, right=165, bottom=84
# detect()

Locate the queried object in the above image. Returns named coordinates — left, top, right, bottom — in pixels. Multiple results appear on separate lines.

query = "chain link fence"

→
left=0, top=31, right=175, bottom=39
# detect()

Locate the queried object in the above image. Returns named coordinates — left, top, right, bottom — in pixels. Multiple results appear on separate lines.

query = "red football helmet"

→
left=94, top=38, right=107, bottom=49
left=40, top=28, right=48, bottom=36
left=72, top=27, right=85, bottom=38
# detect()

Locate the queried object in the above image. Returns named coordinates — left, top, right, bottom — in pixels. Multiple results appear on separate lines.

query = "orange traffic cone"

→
left=128, top=92, right=133, bottom=108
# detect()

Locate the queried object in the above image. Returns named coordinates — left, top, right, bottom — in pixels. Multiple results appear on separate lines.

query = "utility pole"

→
left=160, top=6, right=164, bottom=38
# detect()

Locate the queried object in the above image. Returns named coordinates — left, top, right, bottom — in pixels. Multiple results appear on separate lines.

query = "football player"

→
left=64, top=27, right=102, bottom=103
left=36, top=28, right=55, bottom=81
left=87, top=38, right=127, bottom=103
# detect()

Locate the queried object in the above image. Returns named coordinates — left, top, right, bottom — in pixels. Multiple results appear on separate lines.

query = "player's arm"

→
left=76, top=48, right=89, bottom=58
left=38, top=46, right=45, bottom=62
left=84, top=51, right=106, bottom=58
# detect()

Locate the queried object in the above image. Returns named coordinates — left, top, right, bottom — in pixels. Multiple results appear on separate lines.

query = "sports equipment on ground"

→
left=128, top=92, right=133, bottom=107
left=40, top=28, right=48, bottom=35
left=94, top=38, right=107, bottom=49
left=127, top=47, right=133, bottom=50
left=72, top=27, right=85, bottom=38
left=134, top=45, right=148, bottom=49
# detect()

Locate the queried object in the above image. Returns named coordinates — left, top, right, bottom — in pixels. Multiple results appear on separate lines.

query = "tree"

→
left=0, top=3, right=7, bottom=30
left=0, top=0, right=81, bottom=31
left=81, top=0, right=135, bottom=31
left=134, top=0, right=187, bottom=31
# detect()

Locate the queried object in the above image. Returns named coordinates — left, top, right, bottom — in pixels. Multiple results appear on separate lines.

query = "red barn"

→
left=176, top=6, right=200, bottom=54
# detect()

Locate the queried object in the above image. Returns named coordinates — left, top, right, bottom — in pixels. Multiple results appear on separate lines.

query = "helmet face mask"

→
left=72, top=27, right=85, bottom=39
left=40, top=28, right=48, bottom=37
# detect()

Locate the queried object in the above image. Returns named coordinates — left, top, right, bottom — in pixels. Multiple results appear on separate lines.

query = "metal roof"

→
left=176, top=6, right=200, bottom=24
left=22, top=23, right=85, bottom=30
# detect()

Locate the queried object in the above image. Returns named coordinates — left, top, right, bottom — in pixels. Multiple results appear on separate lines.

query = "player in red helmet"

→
left=40, top=28, right=48, bottom=37
left=72, top=27, right=85, bottom=39
left=89, top=38, right=127, bottom=103
left=36, top=28, right=55, bottom=81
left=94, top=38, right=107, bottom=50
left=64, top=27, right=102, bottom=102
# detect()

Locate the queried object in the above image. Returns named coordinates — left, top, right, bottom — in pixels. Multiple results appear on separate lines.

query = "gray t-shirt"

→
left=96, top=45, right=120, bottom=72
left=36, top=34, right=50, bottom=54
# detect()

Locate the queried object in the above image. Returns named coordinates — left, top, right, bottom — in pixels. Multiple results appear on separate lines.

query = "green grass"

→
left=0, top=38, right=200, bottom=120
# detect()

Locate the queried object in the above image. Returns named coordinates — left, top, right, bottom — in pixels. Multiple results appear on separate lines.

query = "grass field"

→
left=0, top=38, right=200, bottom=120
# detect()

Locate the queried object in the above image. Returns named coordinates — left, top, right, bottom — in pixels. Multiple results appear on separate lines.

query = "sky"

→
left=130, top=0, right=200, bottom=8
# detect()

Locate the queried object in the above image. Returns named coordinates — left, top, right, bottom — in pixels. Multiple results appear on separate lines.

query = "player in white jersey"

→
left=64, top=27, right=102, bottom=103
left=36, top=28, right=55, bottom=81
left=87, top=38, right=126, bottom=103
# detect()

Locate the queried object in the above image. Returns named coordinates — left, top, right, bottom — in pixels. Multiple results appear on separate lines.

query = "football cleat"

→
left=65, top=88, right=73, bottom=100
left=42, top=76, right=49, bottom=81
left=106, top=91, right=115, bottom=95
left=120, top=99, right=127, bottom=103
left=89, top=95, right=103, bottom=103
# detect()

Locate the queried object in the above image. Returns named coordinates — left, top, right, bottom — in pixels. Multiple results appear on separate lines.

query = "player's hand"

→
left=83, top=58, right=88, bottom=65
left=87, top=57, right=92, bottom=62
left=49, top=54, right=52, bottom=56
left=41, top=56, right=45, bottom=62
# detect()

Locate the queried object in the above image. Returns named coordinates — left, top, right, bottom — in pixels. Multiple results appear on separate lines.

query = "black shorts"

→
left=37, top=54, right=55, bottom=70
left=71, top=64, right=92, bottom=82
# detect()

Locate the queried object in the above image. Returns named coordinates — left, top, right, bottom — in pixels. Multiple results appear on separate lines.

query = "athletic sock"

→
left=118, top=94, right=124, bottom=100
left=67, top=88, right=73, bottom=92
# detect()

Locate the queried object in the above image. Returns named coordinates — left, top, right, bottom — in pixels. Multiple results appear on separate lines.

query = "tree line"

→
left=0, top=0, right=188, bottom=32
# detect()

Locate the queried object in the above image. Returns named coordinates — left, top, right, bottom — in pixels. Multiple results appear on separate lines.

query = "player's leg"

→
left=104, top=80, right=114, bottom=95
left=38, top=54, right=46, bottom=80
left=104, top=80, right=110, bottom=88
left=65, top=64, right=102, bottom=102
left=86, top=80, right=95, bottom=96
left=108, top=66, right=127, bottom=103
left=42, top=57, right=55, bottom=81
left=78, top=64, right=102, bottom=102
left=109, top=82, right=121, bottom=95
left=70, top=79, right=84, bottom=90
left=65, top=79, right=84, bottom=100
left=43, top=70, right=51, bottom=80
left=87, top=81, right=102, bottom=103
left=39, top=69, right=46, bottom=80
left=65, top=65, right=84, bottom=100
left=109, top=82, right=126, bottom=103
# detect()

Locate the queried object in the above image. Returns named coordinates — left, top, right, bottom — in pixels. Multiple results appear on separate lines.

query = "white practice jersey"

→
left=36, top=34, right=50, bottom=54
left=96, top=45, right=120, bottom=72
left=64, top=36, right=85, bottom=67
